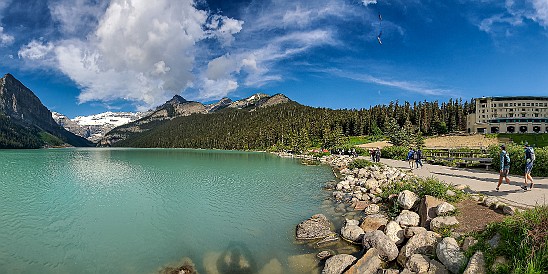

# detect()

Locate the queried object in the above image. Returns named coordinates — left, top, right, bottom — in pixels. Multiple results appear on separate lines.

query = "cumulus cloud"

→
left=46, top=0, right=244, bottom=108
left=362, top=0, right=377, bottom=6
left=49, top=0, right=109, bottom=35
left=18, top=40, right=54, bottom=59
left=0, top=26, right=14, bottom=46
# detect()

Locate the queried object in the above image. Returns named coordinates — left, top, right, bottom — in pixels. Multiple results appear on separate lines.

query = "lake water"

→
left=0, top=148, right=337, bottom=274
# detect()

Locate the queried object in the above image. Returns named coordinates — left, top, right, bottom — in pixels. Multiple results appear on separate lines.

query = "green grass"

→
left=465, top=206, right=548, bottom=274
left=347, top=158, right=378, bottom=169
left=346, top=135, right=385, bottom=146
left=498, top=133, right=548, bottom=148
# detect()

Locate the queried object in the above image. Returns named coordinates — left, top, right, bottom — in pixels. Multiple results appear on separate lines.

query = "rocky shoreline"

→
left=293, top=154, right=514, bottom=274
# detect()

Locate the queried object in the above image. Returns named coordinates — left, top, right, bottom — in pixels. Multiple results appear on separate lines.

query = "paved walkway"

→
left=380, top=158, right=548, bottom=208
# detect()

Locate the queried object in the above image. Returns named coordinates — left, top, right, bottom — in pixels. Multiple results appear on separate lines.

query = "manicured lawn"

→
left=498, top=133, right=548, bottom=147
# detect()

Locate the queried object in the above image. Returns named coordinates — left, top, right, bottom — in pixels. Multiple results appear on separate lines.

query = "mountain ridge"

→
left=0, top=73, right=93, bottom=148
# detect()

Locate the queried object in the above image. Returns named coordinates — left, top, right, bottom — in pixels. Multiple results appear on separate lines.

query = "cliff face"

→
left=0, top=74, right=58, bottom=130
left=0, top=73, right=93, bottom=148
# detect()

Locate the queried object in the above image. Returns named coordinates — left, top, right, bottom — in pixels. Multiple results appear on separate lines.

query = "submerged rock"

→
left=296, top=214, right=334, bottom=240
left=158, top=257, right=198, bottom=274
left=322, top=254, right=356, bottom=274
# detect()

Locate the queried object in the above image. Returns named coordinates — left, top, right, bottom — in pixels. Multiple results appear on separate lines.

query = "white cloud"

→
left=327, top=68, right=452, bottom=96
left=18, top=40, right=54, bottom=59
left=49, top=0, right=109, bottom=35
left=478, top=0, right=548, bottom=35
left=0, top=26, right=14, bottom=46
left=206, top=15, right=244, bottom=46
left=531, top=0, right=548, bottom=27
left=362, top=0, right=377, bottom=6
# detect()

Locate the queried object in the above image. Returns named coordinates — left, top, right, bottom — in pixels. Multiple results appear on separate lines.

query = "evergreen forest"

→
left=113, top=98, right=475, bottom=151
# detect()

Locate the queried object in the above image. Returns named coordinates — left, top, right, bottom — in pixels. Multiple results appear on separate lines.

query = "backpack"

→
left=503, top=151, right=510, bottom=166
left=526, top=147, right=536, bottom=162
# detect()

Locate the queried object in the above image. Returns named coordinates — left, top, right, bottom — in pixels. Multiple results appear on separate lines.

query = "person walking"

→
left=375, top=147, right=381, bottom=162
left=415, top=148, right=423, bottom=169
left=496, top=144, right=511, bottom=191
left=522, top=142, right=535, bottom=190
left=406, top=148, right=415, bottom=169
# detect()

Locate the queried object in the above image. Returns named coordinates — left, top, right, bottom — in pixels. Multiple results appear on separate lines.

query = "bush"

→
left=381, top=146, right=408, bottom=160
left=381, top=176, right=465, bottom=203
left=348, top=158, right=376, bottom=169
left=488, top=144, right=548, bottom=177
left=466, top=206, right=548, bottom=274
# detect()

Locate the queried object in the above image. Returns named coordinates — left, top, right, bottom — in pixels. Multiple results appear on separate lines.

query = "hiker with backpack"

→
left=406, top=148, right=415, bottom=169
left=522, top=142, right=535, bottom=190
left=496, top=144, right=511, bottom=191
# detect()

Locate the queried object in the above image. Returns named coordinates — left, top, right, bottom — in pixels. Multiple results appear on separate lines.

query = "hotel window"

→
left=499, top=103, right=503, bottom=107
left=518, top=103, right=522, bottom=106
left=522, top=114, right=526, bottom=117
left=527, top=103, right=531, bottom=106
left=535, top=114, right=539, bottom=117
left=504, top=103, right=508, bottom=107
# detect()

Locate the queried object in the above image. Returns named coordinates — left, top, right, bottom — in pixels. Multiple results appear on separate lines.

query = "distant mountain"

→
left=52, top=111, right=148, bottom=142
left=0, top=73, right=93, bottom=148
left=101, top=93, right=292, bottom=146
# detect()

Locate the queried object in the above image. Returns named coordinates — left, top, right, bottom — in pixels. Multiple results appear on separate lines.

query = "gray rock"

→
left=430, top=216, right=459, bottom=231
left=463, top=251, right=486, bottom=274
left=400, top=269, right=416, bottom=274
left=428, top=259, right=449, bottom=274
left=317, top=251, right=332, bottom=260
left=483, top=197, right=498, bottom=207
left=488, top=233, right=501, bottom=248
left=345, top=248, right=382, bottom=274
left=436, top=237, right=467, bottom=274
left=406, top=254, right=430, bottom=273
left=384, top=221, right=405, bottom=245
left=470, top=194, right=481, bottom=202
left=419, top=195, right=444, bottom=228
left=372, top=196, right=383, bottom=204
left=296, top=214, right=334, bottom=240
left=405, top=226, right=427, bottom=238
left=364, top=204, right=380, bottom=215
left=376, top=269, right=400, bottom=274
left=341, top=223, right=365, bottom=244
left=397, top=231, right=441, bottom=266
left=445, top=190, right=456, bottom=197
left=362, top=230, right=399, bottom=262
left=436, top=202, right=456, bottom=216
left=398, top=190, right=419, bottom=209
left=354, top=201, right=369, bottom=211
left=454, top=184, right=468, bottom=191
left=461, top=237, right=478, bottom=252
left=315, top=235, right=340, bottom=248
left=503, top=205, right=516, bottom=215
left=396, top=210, right=420, bottom=227
left=365, top=178, right=380, bottom=190
left=322, top=254, right=356, bottom=274
left=360, top=215, right=389, bottom=232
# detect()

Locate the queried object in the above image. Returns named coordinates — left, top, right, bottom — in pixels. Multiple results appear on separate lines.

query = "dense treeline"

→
left=0, top=115, right=43, bottom=148
left=114, top=98, right=475, bottom=150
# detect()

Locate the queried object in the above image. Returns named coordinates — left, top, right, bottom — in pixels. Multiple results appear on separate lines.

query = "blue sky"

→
left=0, top=0, right=547, bottom=118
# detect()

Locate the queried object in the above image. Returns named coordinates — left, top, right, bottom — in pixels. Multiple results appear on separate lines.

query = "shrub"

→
left=348, top=158, right=375, bottom=169
left=381, top=176, right=465, bottom=203
left=466, top=206, right=548, bottom=274
left=488, top=144, right=548, bottom=177
left=381, top=146, right=408, bottom=160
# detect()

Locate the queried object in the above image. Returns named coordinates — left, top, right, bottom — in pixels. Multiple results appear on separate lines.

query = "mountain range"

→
left=0, top=73, right=92, bottom=148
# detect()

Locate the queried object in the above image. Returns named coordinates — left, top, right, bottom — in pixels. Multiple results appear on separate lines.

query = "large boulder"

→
left=364, top=204, right=380, bottom=215
left=430, top=216, right=459, bottom=231
left=322, top=254, right=356, bottom=274
left=463, top=251, right=486, bottom=274
left=419, top=195, right=444, bottom=228
left=341, top=220, right=365, bottom=244
left=395, top=210, right=420, bottom=227
left=354, top=201, right=370, bottom=211
left=362, top=230, right=399, bottom=262
left=344, top=247, right=382, bottom=274
left=406, top=254, right=430, bottom=273
left=398, top=231, right=441, bottom=266
left=436, top=237, right=467, bottom=274
left=435, top=202, right=456, bottom=216
left=405, top=226, right=427, bottom=238
left=398, top=190, right=419, bottom=209
left=429, top=259, right=450, bottom=274
left=360, top=215, right=389, bottom=232
left=384, top=221, right=405, bottom=245
left=296, top=214, right=334, bottom=240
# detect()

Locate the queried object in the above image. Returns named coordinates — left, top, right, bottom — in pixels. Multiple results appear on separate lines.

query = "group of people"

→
left=496, top=142, right=536, bottom=191
left=406, top=148, right=423, bottom=169
left=369, top=147, right=381, bottom=162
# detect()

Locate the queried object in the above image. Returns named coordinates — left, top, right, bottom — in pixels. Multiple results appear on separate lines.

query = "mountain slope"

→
left=0, top=73, right=93, bottom=148
left=102, top=93, right=291, bottom=146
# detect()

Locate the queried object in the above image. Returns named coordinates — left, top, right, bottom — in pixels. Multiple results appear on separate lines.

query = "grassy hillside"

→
left=498, top=133, right=548, bottom=148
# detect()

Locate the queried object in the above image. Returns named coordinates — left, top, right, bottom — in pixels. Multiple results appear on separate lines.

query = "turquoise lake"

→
left=0, top=148, right=336, bottom=274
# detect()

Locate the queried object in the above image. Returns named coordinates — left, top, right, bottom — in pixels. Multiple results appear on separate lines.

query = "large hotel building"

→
left=467, top=96, right=548, bottom=134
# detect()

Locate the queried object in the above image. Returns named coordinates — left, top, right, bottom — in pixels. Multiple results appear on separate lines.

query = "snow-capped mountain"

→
left=52, top=111, right=148, bottom=142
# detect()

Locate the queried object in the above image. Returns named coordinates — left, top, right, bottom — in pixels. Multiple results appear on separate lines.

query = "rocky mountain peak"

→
left=166, top=95, right=188, bottom=105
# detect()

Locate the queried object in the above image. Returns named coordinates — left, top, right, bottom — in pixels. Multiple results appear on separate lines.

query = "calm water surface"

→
left=0, top=148, right=335, bottom=274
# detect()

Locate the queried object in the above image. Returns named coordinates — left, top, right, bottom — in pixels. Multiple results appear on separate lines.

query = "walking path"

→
left=380, top=158, right=548, bottom=208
